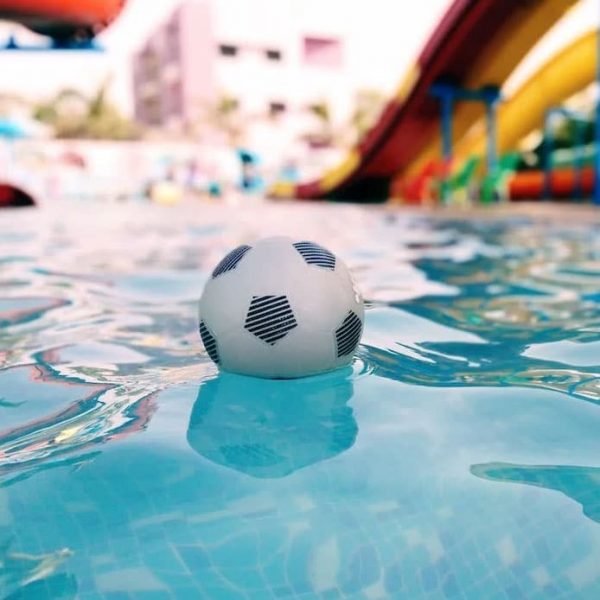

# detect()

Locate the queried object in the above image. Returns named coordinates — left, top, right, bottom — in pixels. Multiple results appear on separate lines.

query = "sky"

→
left=0, top=0, right=595, bottom=117
left=0, top=0, right=182, bottom=112
left=0, top=0, right=454, bottom=114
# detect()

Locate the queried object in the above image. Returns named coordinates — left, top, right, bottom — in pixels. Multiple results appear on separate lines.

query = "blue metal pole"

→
left=440, top=94, right=453, bottom=202
left=594, top=21, right=600, bottom=205
left=485, top=99, right=498, bottom=175
left=574, top=116, right=584, bottom=200
left=543, top=111, right=553, bottom=201
left=441, top=95, right=453, bottom=162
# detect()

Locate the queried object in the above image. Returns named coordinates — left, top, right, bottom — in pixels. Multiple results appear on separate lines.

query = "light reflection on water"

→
left=187, top=369, right=359, bottom=479
left=0, top=202, right=599, bottom=598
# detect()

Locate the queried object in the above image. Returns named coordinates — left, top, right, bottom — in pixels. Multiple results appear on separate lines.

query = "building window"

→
left=265, top=48, right=282, bottom=61
left=218, top=44, right=238, bottom=57
left=302, top=36, right=343, bottom=67
left=269, top=101, right=286, bottom=116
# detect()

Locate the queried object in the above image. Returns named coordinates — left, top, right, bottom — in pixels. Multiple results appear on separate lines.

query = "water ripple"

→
left=0, top=204, right=599, bottom=481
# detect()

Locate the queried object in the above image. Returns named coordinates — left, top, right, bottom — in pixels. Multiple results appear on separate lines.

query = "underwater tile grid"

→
left=0, top=201, right=599, bottom=599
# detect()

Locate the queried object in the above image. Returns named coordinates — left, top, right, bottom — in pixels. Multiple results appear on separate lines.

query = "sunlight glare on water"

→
left=0, top=201, right=599, bottom=599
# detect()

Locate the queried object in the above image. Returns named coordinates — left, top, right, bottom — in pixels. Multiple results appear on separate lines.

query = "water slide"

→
left=451, top=29, right=597, bottom=171
left=509, top=166, right=595, bottom=200
left=270, top=0, right=578, bottom=201
left=400, top=27, right=600, bottom=200
left=502, top=30, right=597, bottom=200
left=507, top=144, right=599, bottom=199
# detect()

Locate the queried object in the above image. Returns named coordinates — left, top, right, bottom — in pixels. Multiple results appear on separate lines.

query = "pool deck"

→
left=6, top=196, right=600, bottom=228
left=265, top=197, right=600, bottom=225
left=380, top=200, right=600, bottom=224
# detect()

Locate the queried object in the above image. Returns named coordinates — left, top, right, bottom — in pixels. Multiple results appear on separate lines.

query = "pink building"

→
left=132, top=0, right=216, bottom=133
left=132, top=0, right=354, bottom=150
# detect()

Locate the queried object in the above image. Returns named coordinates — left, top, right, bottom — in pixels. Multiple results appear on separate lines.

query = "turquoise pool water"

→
left=0, top=202, right=599, bottom=599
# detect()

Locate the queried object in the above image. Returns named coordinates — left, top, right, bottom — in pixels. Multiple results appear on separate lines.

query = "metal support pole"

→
left=485, top=99, right=498, bottom=174
left=440, top=95, right=453, bottom=162
left=440, top=94, right=453, bottom=202
left=573, top=118, right=585, bottom=200
left=430, top=83, right=500, bottom=203
left=542, top=111, right=553, bottom=201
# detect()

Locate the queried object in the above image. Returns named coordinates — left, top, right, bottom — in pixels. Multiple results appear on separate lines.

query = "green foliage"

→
left=195, top=93, right=243, bottom=144
left=303, top=100, right=334, bottom=147
left=216, top=95, right=239, bottom=116
left=521, top=111, right=597, bottom=170
left=303, top=90, right=386, bottom=149
left=308, top=101, right=331, bottom=124
left=551, top=115, right=595, bottom=149
left=33, top=77, right=140, bottom=140
left=349, top=88, right=386, bottom=139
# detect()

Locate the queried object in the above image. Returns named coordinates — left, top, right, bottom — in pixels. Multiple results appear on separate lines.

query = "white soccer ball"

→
left=199, top=236, right=364, bottom=378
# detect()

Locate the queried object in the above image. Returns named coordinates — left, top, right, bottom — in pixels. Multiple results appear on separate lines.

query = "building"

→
left=132, top=0, right=362, bottom=159
left=132, top=0, right=216, bottom=132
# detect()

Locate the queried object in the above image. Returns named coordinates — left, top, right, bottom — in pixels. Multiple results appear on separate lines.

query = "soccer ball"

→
left=199, top=236, right=364, bottom=378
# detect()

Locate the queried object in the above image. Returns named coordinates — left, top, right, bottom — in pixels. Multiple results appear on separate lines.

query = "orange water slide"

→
left=0, top=0, right=126, bottom=41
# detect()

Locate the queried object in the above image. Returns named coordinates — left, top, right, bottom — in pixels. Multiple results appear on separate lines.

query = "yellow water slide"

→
left=407, top=29, right=598, bottom=178
left=456, top=29, right=598, bottom=162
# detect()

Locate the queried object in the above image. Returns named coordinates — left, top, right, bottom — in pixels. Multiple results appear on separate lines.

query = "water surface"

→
left=0, top=202, right=599, bottom=599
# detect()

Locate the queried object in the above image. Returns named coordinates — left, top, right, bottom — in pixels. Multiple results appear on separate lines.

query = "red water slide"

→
left=274, top=0, right=576, bottom=201
left=0, top=0, right=126, bottom=42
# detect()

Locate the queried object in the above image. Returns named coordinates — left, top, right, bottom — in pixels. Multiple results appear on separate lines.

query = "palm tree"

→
left=33, top=77, right=140, bottom=140
left=194, top=93, right=244, bottom=145
left=304, top=100, right=334, bottom=148
left=349, top=88, right=386, bottom=141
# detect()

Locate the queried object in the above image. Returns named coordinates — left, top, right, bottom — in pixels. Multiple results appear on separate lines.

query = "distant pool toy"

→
left=0, top=182, right=36, bottom=207
left=199, top=236, right=364, bottom=379
left=150, top=181, right=182, bottom=206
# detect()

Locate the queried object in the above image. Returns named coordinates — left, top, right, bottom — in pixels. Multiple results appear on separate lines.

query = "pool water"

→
left=0, top=201, right=599, bottom=599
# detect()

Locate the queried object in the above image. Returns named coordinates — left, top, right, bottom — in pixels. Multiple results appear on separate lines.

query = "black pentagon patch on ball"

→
left=293, top=241, right=336, bottom=270
left=245, top=295, right=298, bottom=345
left=199, top=321, right=220, bottom=364
left=212, top=245, right=251, bottom=278
left=335, top=311, right=362, bottom=357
